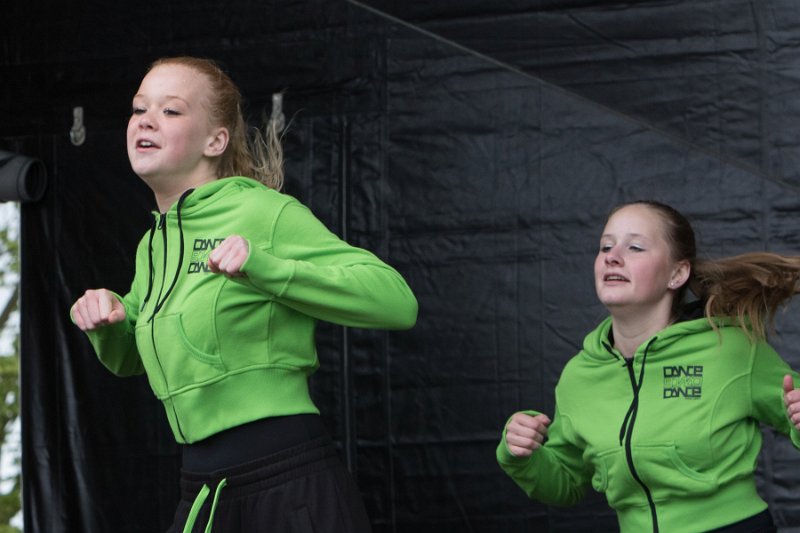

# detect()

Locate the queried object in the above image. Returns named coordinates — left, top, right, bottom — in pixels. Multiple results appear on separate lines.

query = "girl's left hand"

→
left=208, top=235, right=249, bottom=276
left=784, top=375, right=800, bottom=431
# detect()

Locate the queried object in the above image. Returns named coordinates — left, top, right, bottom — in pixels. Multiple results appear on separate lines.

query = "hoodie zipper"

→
left=618, top=339, right=659, bottom=533
left=144, top=191, right=193, bottom=442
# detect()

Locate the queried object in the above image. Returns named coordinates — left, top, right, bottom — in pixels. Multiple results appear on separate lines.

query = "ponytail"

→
left=690, top=253, right=800, bottom=342
left=248, top=118, right=284, bottom=191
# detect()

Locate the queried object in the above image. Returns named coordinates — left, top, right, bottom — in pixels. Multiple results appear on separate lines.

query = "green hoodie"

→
left=83, top=177, right=418, bottom=444
left=497, top=315, right=800, bottom=532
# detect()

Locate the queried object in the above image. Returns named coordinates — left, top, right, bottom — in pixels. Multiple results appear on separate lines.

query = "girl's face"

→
left=594, top=204, right=687, bottom=315
left=126, top=64, right=223, bottom=187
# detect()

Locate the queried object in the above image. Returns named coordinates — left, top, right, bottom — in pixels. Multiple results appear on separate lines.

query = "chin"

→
left=596, top=289, right=624, bottom=305
left=129, top=168, right=149, bottom=180
left=597, top=295, right=633, bottom=311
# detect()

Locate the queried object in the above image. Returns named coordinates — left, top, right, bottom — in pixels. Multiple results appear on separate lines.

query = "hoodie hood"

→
left=582, top=310, right=739, bottom=364
left=157, top=176, right=267, bottom=219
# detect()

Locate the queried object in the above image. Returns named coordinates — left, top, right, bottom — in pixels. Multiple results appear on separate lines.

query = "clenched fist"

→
left=208, top=235, right=249, bottom=276
left=783, top=375, right=800, bottom=432
left=71, top=289, right=126, bottom=331
left=505, top=412, right=551, bottom=458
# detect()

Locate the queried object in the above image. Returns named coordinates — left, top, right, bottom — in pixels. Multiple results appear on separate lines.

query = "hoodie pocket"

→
left=135, top=313, right=225, bottom=397
left=591, top=458, right=608, bottom=493
left=595, top=444, right=718, bottom=509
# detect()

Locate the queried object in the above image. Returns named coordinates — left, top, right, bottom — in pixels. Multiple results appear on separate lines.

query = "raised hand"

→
left=784, top=375, right=800, bottom=432
left=71, top=289, right=126, bottom=331
left=208, top=235, right=249, bottom=277
left=505, top=412, right=551, bottom=457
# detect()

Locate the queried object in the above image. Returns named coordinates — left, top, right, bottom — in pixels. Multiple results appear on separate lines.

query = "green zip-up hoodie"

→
left=497, top=315, right=800, bottom=532
left=83, top=177, right=418, bottom=444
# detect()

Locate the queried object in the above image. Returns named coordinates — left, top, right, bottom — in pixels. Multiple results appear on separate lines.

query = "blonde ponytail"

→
left=249, top=119, right=284, bottom=191
left=691, top=253, right=800, bottom=341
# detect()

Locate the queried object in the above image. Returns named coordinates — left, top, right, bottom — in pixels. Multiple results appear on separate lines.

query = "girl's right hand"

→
left=505, top=412, right=551, bottom=457
left=71, top=289, right=126, bottom=331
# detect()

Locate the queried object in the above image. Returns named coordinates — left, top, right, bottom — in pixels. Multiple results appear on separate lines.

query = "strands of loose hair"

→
left=690, top=253, right=800, bottom=342
left=249, top=118, right=284, bottom=191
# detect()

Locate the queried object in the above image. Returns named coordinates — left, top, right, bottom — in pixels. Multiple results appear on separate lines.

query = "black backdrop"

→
left=5, top=1, right=800, bottom=531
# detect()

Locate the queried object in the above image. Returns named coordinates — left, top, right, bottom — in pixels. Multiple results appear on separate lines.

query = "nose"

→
left=136, top=111, right=155, bottom=130
left=604, top=247, right=622, bottom=266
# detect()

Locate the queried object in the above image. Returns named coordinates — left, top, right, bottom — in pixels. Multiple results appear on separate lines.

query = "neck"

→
left=147, top=173, right=218, bottom=213
left=155, top=188, right=193, bottom=213
left=609, top=302, right=673, bottom=358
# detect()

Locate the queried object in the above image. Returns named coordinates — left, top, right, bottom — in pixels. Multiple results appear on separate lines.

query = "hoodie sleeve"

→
left=496, top=406, right=591, bottom=506
left=239, top=200, right=418, bottom=330
left=81, top=289, right=144, bottom=377
left=749, top=340, right=800, bottom=448
left=77, top=240, right=147, bottom=377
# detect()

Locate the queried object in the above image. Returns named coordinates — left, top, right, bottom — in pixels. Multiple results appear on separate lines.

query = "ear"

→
left=668, top=260, right=691, bottom=290
left=204, top=127, right=229, bottom=158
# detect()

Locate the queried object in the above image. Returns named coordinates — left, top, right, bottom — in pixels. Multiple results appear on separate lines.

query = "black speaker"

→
left=0, top=151, right=47, bottom=202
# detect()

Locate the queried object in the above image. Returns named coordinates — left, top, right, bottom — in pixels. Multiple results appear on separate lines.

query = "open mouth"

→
left=136, top=139, right=160, bottom=149
left=603, top=274, right=629, bottom=282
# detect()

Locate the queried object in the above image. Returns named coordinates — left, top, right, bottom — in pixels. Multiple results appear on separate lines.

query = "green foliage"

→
left=0, top=204, right=21, bottom=532
left=0, top=350, right=18, bottom=531
left=0, top=481, right=20, bottom=533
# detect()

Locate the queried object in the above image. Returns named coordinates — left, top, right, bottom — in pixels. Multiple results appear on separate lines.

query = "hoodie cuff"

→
left=791, top=428, right=800, bottom=449
left=238, top=240, right=295, bottom=298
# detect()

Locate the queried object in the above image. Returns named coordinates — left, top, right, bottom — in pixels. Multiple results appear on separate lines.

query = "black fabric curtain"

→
left=7, top=0, right=800, bottom=531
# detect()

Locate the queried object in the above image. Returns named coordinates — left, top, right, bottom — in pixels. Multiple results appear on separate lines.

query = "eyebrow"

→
left=132, top=94, right=191, bottom=106
left=600, top=233, right=647, bottom=239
